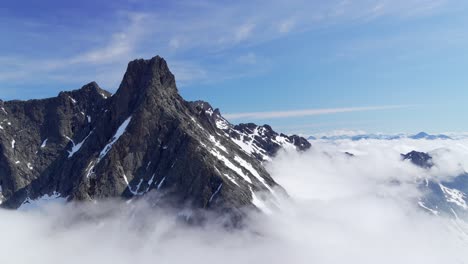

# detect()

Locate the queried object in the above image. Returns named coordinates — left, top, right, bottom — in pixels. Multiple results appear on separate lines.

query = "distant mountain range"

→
left=310, top=131, right=454, bottom=141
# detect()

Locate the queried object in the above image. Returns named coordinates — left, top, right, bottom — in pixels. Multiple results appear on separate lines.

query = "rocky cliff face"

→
left=0, top=56, right=310, bottom=213
left=0, top=82, right=111, bottom=207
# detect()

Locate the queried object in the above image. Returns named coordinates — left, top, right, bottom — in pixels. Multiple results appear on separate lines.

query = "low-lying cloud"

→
left=1, top=138, right=468, bottom=263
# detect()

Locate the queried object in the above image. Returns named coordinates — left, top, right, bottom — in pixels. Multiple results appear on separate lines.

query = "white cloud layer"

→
left=1, top=138, right=468, bottom=263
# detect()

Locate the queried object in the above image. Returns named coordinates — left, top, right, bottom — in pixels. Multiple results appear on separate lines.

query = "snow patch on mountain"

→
left=19, top=192, right=66, bottom=211
left=98, top=116, right=132, bottom=162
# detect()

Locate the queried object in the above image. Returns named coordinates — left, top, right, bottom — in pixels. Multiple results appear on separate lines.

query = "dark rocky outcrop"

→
left=0, top=56, right=309, bottom=214
left=0, top=82, right=110, bottom=206
left=401, top=150, right=433, bottom=168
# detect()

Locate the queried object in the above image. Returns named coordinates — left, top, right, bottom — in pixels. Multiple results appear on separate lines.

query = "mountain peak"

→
left=413, top=132, right=429, bottom=138
left=122, top=55, right=176, bottom=92
left=111, top=55, right=178, bottom=117
left=409, top=132, right=451, bottom=140
left=79, top=81, right=107, bottom=94
left=0, top=55, right=311, bottom=218
left=58, top=81, right=111, bottom=101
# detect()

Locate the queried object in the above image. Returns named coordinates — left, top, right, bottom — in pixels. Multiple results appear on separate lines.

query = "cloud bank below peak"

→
left=2, top=137, right=468, bottom=263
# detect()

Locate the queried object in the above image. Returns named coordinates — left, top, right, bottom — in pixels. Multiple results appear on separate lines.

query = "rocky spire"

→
left=111, top=56, right=178, bottom=118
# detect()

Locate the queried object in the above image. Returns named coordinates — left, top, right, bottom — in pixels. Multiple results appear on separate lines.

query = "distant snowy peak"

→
left=190, top=101, right=311, bottom=161
left=314, top=131, right=452, bottom=141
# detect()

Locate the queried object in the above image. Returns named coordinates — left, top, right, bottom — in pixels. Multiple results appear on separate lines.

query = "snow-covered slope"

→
left=403, top=151, right=468, bottom=219
left=190, top=101, right=311, bottom=162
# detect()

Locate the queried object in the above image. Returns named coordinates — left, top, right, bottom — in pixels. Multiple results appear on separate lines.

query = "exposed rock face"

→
left=189, top=101, right=311, bottom=162
left=0, top=82, right=110, bottom=207
left=0, top=56, right=309, bottom=213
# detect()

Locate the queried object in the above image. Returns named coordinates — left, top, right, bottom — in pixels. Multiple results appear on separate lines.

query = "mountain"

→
left=189, top=101, right=311, bottom=162
left=0, top=56, right=309, bottom=214
left=402, top=150, right=468, bottom=218
left=401, top=150, right=433, bottom=168
left=408, top=132, right=451, bottom=140
left=314, top=132, right=451, bottom=141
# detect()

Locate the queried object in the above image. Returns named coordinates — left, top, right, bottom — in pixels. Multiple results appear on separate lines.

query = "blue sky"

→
left=1, top=0, right=467, bottom=135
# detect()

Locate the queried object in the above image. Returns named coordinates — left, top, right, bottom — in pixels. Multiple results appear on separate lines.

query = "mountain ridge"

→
left=0, top=55, right=309, bottom=215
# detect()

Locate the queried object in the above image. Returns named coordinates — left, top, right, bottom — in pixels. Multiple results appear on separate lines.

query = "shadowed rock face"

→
left=401, top=150, right=433, bottom=168
left=0, top=56, right=309, bottom=214
left=0, top=82, right=110, bottom=206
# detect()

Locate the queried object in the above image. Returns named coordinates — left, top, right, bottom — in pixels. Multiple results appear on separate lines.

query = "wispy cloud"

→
left=236, top=52, right=257, bottom=64
left=278, top=18, right=295, bottom=33
left=234, top=23, right=255, bottom=42
left=0, top=0, right=458, bottom=96
left=69, top=13, right=148, bottom=65
left=224, top=105, right=411, bottom=120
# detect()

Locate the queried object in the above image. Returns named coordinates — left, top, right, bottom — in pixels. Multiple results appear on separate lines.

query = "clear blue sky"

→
left=1, top=0, right=467, bottom=135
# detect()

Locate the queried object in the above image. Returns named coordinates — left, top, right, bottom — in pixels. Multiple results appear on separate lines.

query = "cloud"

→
left=0, top=0, right=459, bottom=95
left=224, top=105, right=411, bottom=120
left=0, top=12, right=155, bottom=98
left=168, top=60, right=208, bottom=86
left=69, top=12, right=149, bottom=64
left=1, top=138, right=468, bottom=263
left=313, top=129, right=369, bottom=137
left=234, top=23, right=255, bottom=42
left=278, top=18, right=295, bottom=33
left=236, top=52, right=257, bottom=64
left=169, top=38, right=182, bottom=50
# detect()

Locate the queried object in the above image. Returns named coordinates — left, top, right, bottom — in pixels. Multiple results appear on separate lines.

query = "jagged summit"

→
left=119, top=56, right=177, bottom=95
left=189, top=100, right=311, bottom=162
left=110, top=56, right=179, bottom=119
left=0, top=55, right=309, bottom=217
left=69, top=81, right=107, bottom=94
left=75, top=81, right=111, bottom=98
